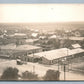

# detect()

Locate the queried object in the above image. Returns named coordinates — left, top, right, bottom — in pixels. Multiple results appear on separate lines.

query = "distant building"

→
left=71, top=44, right=81, bottom=49
left=0, top=33, right=28, bottom=45
left=72, top=29, right=84, bottom=37
left=13, top=33, right=27, bottom=39
left=25, top=39, right=39, bottom=45
left=69, top=37, right=84, bottom=44
left=31, top=33, right=39, bottom=38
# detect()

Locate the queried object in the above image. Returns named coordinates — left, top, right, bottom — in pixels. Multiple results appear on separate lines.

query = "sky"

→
left=0, top=4, right=84, bottom=23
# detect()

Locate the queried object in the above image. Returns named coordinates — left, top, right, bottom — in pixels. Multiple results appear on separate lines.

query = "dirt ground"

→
left=0, top=59, right=84, bottom=80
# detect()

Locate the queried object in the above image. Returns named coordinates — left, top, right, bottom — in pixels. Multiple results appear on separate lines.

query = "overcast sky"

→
left=0, top=4, right=84, bottom=23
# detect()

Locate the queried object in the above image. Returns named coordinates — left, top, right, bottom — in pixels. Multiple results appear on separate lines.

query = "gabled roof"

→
left=0, top=44, right=16, bottom=50
left=29, top=48, right=84, bottom=60
left=15, top=44, right=41, bottom=51
left=9, top=33, right=27, bottom=39
left=69, top=37, right=84, bottom=41
left=31, top=33, right=38, bottom=37
left=49, top=35, right=57, bottom=39
left=0, top=44, right=41, bottom=51
left=72, top=44, right=81, bottom=48
left=29, top=48, right=70, bottom=60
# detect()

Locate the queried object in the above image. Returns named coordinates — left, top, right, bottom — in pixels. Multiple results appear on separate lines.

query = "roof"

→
left=14, top=33, right=26, bottom=36
left=0, top=44, right=16, bottom=50
left=39, top=36, right=46, bottom=39
left=29, top=48, right=70, bottom=60
left=0, top=44, right=41, bottom=51
left=72, top=44, right=81, bottom=48
left=69, top=37, right=84, bottom=41
left=69, top=48, right=84, bottom=55
left=25, top=39, right=38, bottom=43
left=15, top=44, right=41, bottom=51
left=31, top=33, right=38, bottom=37
left=34, top=29, right=39, bottom=32
left=10, top=33, right=27, bottom=39
left=29, top=48, right=84, bottom=60
left=49, top=35, right=57, bottom=39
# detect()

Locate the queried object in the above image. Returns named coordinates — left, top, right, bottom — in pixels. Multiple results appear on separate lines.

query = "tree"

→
left=47, top=39, right=60, bottom=49
left=0, top=67, right=19, bottom=80
left=43, top=69, right=60, bottom=81
left=22, top=71, right=39, bottom=80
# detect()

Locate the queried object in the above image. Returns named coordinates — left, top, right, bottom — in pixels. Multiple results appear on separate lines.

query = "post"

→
left=32, top=50, right=35, bottom=74
left=67, top=48, right=69, bottom=71
left=58, top=59, right=59, bottom=71
left=32, top=51, right=34, bottom=62
left=68, top=60, right=69, bottom=72
left=33, top=65, right=35, bottom=74
left=71, top=60, right=72, bottom=70
left=64, top=64, right=66, bottom=81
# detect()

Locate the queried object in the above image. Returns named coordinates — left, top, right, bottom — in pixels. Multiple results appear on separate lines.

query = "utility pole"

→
left=64, top=64, right=66, bottom=81
left=58, top=59, right=59, bottom=71
left=32, top=50, right=35, bottom=74
left=33, top=65, right=35, bottom=74
left=62, top=58, right=67, bottom=81
left=67, top=48, right=69, bottom=72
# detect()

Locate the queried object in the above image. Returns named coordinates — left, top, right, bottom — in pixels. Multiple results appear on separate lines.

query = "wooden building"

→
left=0, top=44, right=42, bottom=59
left=29, top=48, right=84, bottom=65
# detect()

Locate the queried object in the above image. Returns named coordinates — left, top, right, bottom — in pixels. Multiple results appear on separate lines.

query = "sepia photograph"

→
left=0, top=4, right=84, bottom=81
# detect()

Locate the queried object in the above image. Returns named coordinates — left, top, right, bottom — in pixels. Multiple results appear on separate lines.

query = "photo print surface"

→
left=0, top=4, right=84, bottom=81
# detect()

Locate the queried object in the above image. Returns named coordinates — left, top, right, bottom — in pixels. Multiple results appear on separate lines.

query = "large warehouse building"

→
left=28, top=48, right=84, bottom=65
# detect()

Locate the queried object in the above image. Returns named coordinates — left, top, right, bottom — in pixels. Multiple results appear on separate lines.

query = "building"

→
left=28, top=48, right=69, bottom=64
left=69, top=37, right=84, bottom=41
left=28, top=48, right=84, bottom=65
left=72, top=29, right=84, bottom=37
left=25, top=39, right=39, bottom=45
left=0, top=44, right=42, bottom=60
left=11, top=33, right=28, bottom=45
left=71, top=44, right=81, bottom=49
left=0, top=33, right=28, bottom=45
